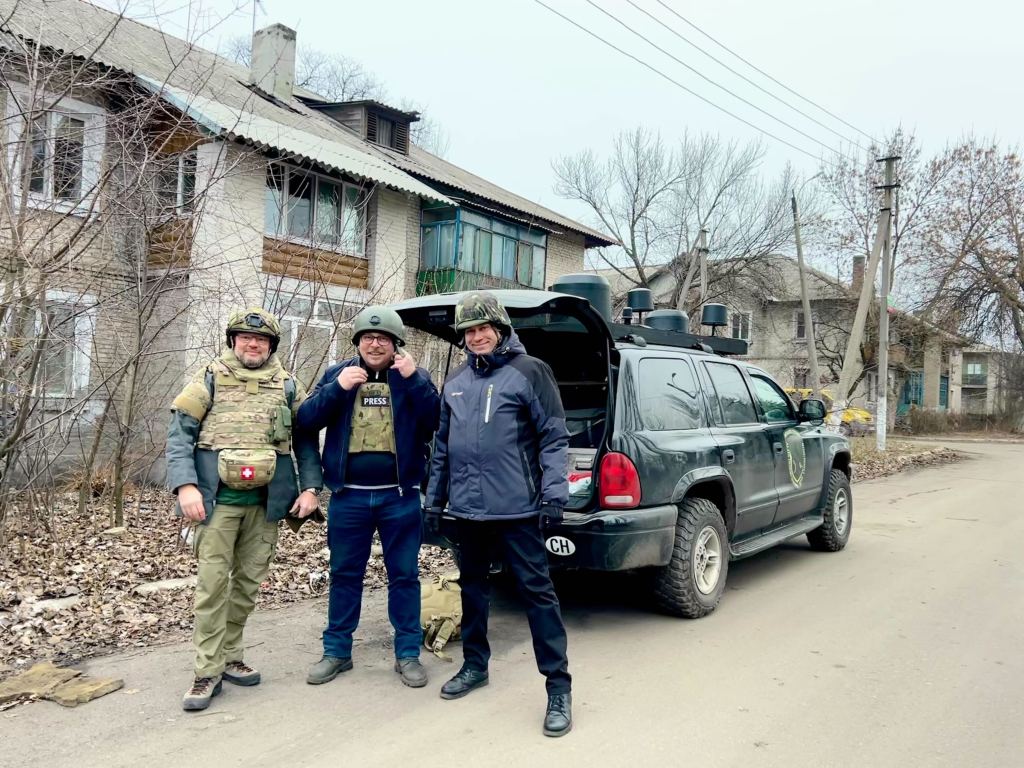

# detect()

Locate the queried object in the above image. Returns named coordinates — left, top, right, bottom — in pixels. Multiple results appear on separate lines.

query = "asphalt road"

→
left=2, top=442, right=1021, bottom=768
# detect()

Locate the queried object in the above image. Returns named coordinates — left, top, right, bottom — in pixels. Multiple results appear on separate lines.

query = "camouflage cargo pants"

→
left=192, top=504, right=279, bottom=678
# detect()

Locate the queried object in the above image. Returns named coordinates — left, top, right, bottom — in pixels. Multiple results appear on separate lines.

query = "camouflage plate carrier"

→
left=349, top=380, right=397, bottom=454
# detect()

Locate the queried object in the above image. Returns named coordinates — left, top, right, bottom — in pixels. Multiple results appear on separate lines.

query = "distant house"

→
left=588, top=254, right=972, bottom=417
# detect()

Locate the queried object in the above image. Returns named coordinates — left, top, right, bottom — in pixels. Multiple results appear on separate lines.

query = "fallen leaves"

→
left=0, top=488, right=455, bottom=676
left=850, top=440, right=961, bottom=481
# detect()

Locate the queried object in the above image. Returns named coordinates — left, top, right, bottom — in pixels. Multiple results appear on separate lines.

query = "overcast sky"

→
left=113, top=0, right=1024, bottom=233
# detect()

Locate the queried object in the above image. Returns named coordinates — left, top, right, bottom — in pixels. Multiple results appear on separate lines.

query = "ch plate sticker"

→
left=545, top=536, right=576, bottom=556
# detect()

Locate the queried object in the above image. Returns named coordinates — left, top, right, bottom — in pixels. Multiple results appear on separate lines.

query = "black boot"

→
left=439, top=667, right=489, bottom=700
left=543, top=692, right=572, bottom=737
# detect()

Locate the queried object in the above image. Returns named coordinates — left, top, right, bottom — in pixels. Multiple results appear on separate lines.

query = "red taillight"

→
left=598, top=452, right=641, bottom=509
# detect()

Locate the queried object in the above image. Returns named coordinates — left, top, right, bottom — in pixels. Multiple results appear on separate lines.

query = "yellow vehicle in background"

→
left=784, top=388, right=874, bottom=436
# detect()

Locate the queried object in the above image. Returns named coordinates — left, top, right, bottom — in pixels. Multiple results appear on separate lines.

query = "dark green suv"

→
left=394, top=287, right=852, bottom=619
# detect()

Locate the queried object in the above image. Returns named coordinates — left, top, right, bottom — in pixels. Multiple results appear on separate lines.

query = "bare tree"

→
left=817, top=129, right=953, bottom=294
left=662, top=139, right=796, bottom=311
left=554, top=129, right=795, bottom=310
left=554, top=127, right=684, bottom=287
left=910, top=141, right=1024, bottom=348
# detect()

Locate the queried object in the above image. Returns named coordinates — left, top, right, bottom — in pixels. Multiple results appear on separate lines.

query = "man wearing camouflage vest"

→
left=296, top=306, right=439, bottom=688
left=166, top=308, right=323, bottom=711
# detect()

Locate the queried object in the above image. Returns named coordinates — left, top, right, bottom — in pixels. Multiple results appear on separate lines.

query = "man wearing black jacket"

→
left=425, top=291, right=573, bottom=737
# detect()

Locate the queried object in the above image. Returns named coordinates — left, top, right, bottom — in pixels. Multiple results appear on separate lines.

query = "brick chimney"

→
left=250, top=24, right=296, bottom=103
left=851, top=255, right=865, bottom=294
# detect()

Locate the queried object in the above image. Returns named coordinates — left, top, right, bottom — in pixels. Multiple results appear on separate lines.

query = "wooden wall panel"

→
left=261, top=237, right=369, bottom=289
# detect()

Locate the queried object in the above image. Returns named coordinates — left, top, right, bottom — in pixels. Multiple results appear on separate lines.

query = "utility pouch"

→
left=217, top=448, right=277, bottom=490
left=269, top=405, right=292, bottom=444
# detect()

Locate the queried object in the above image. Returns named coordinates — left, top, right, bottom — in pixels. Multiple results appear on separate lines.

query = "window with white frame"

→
left=155, top=151, right=196, bottom=215
left=730, top=310, right=752, bottom=343
left=6, top=88, right=106, bottom=212
left=36, top=291, right=96, bottom=398
left=264, top=290, right=360, bottom=389
left=265, top=164, right=366, bottom=256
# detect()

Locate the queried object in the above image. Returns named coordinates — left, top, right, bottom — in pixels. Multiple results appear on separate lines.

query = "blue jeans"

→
left=324, top=487, right=423, bottom=660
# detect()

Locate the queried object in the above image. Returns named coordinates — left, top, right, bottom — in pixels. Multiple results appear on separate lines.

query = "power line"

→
left=625, top=0, right=870, bottom=152
left=655, top=0, right=878, bottom=145
left=531, top=0, right=838, bottom=166
left=584, top=0, right=849, bottom=158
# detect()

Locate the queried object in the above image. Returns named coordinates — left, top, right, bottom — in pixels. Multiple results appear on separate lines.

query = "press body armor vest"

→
left=348, top=381, right=397, bottom=455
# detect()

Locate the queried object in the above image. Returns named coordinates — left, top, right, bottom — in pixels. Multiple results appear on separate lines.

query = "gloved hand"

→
left=423, top=506, right=444, bottom=536
left=539, top=503, right=562, bottom=530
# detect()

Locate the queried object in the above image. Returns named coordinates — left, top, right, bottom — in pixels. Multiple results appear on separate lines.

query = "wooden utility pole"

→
left=876, top=156, right=899, bottom=451
left=791, top=190, right=821, bottom=398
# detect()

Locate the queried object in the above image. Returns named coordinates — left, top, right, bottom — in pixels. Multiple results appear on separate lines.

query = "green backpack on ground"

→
left=420, top=572, right=462, bottom=661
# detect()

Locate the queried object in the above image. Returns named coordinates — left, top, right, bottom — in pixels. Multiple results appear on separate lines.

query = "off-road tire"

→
left=807, top=468, right=852, bottom=552
left=653, top=497, right=729, bottom=618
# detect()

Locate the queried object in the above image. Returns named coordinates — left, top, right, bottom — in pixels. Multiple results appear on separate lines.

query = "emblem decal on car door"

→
left=784, top=428, right=807, bottom=486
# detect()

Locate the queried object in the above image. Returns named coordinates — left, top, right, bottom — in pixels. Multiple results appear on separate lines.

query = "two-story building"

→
left=0, top=0, right=613, bottom=477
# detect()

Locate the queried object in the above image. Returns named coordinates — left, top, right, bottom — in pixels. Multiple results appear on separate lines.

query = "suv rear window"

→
left=639, top=357, right=702, bottom=430
left=704, top=361, right=758, bottom=425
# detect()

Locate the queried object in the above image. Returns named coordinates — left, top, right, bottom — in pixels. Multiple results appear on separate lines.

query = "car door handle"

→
left=722, top=449, right=735, bottom=464
left=774, top=442, right=783, bottom=454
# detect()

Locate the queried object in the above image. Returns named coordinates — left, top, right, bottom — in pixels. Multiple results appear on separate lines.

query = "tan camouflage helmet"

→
left=454, top=291, right=512, bottom=334
left=226, top=307, right=282, bottom=353
left=352, top=305, right=406, bottom=347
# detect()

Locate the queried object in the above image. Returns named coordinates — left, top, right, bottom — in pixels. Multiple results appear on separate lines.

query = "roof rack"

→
left=608, top=322, right=748, bottom=356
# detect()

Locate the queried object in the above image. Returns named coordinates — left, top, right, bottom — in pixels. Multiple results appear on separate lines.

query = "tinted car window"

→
left=639, top=357, right=703, bottom=430
left=750, top=374, right=796, bottom=423
left=704, top=362, right=758, bottom=425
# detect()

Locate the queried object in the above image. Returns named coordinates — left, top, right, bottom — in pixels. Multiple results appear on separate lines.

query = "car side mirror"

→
left=798, top=398, right=827, bottom=424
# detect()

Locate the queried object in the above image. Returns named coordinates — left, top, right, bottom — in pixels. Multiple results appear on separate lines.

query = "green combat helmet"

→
left=454, top=291, right=512, bottom=334
left=226, top=307, right=282, bottom=353
left=352, top=305, right=406, bottom=347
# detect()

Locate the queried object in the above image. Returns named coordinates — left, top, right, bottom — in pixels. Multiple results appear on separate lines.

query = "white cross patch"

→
left=240, top=466, right=255, bottom=480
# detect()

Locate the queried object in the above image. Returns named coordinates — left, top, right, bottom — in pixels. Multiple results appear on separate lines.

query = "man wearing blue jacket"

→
left=297, top=306, right=439, bottom=689
left=425, top=291, right=573, bottom=737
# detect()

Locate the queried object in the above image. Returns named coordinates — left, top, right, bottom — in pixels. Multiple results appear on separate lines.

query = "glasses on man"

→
left=360, top=333, right=393, bottom=347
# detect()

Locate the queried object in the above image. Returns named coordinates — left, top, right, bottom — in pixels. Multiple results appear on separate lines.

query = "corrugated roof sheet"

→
left=378, top=144, right=618, bottom=248
left=0, top=0, right=448, bottom=203
left=136, top=78, right=451, bottom=204
left=0, top=0, right=615, bottom=246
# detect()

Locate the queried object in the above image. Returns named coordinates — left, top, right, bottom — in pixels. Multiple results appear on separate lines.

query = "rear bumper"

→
left=428, top=504, right=678, bottom=571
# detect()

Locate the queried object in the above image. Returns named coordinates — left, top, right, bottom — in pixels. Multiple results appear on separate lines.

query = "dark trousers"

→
left=456, top=517, right=571, bottom=695
left=324, top=487, right=422, bottom=659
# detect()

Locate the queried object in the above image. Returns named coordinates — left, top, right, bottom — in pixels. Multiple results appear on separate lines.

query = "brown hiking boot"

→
left=223, top=661, right=261, bottom=686
left=182, top=675, right=223, bottom=711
